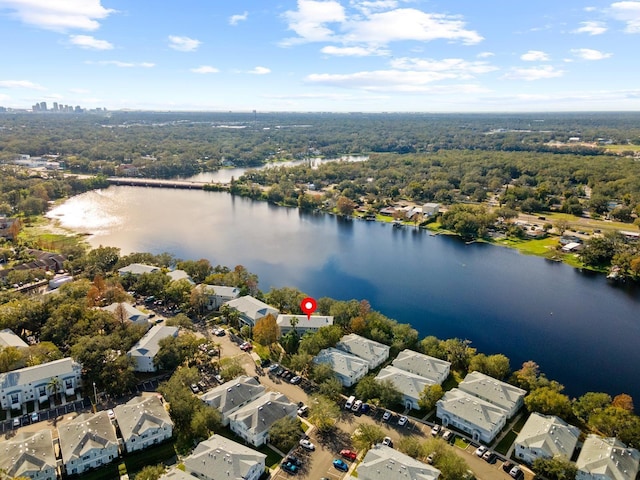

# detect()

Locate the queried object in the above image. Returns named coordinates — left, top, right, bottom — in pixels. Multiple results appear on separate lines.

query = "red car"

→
left=340, top=449, right=357, bottom=461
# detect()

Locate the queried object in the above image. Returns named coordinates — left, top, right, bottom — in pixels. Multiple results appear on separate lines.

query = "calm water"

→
left=48, top=187, right=640, bottom=400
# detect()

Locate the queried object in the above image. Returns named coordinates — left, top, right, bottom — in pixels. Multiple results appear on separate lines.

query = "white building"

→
left=375, top=365, right=434, bottom=410
left=194, top=284, right=241, bottom=310
left=57, top=411, right=119, bottom=476
left=458, top=371, right=526, bottom=418
left=114, top=394, right=173, bottom=453
left=102, top=302, right=150, bottom=328
left=117, top=263, right=160, bottom=276
left=0, top=430, right=57, bottom=480
left=182, top=434, right=266, bottom=480
left=436, top=388, right=508, bottom=444
left=336, top=333, right=390, bottom=369
left=422, top=203, right=440, bottom=216
left=276, top=314, right=334, bottom=337
left=127, top=325, right=179, bottom=372
left=514, top=413, right=580, bottom=465
left=392, top=350, right=451, bottom=385
left=167, top=269, right=194, bottom=284
left=358, top=444, right=440, bottom=480
left=200, top=376, right=266, bottom=426
left=224, top=296, right=279, bottom=327
left=0, top=328, right=29, bottom=349
left=0, top=357, right=82, bottom=410
left=228, top=391, right=297, bottom=447
left=313, top=347, right=369, bottom=387
left=576, top=435, right=640, bottom=480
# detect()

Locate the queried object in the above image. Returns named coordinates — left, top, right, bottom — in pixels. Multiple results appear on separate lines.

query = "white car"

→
left=299, top=439, right=315, bottom=451
left=382, top=411, right=392, bottom=422
left=107, top=409, right=115, bottom=420
left=430, top=424, right=441, bottom=436
left=474, top=445, right=487, bottom=457
left=397, top=415, right=408, bottom=426
left=382, top=436, right=393, bottom=447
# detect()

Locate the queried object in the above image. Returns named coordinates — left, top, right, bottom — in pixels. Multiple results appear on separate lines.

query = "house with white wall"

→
left=458, top=371, right=526, bottom=418
left=276, top=314, right=333, bottom=337
left=576, top=435, right=640, bottom=480
left=127, top=325, right=179, bottom=372
left=313, top=347, right=369, bottom=387
left=224, top=296, right=279, bottom=327
left=0, top=328, right=29, bottom=349
left=57, top=411, right=119, bottom=476
left=514, top=413, right=580, bottom=465
left=114, top=394, right=173, bottom=453
left=117, top=263, right=160, bottom=276
left=0, top=357, right=82, bottom=410
left=392, top=350, right=451, bottom=385
left=358, top=444, right=440, bottom=480
left=200, top=376, right=265, bottom=426
left=102, top=302, right=150, bottom=329
left=195, top=284, right=241, bottom=310
left=336, top=333, right=390, bottom=369
left=0, top=430, right=57, bottom=480
left=375, top=365, right=435, bottom=410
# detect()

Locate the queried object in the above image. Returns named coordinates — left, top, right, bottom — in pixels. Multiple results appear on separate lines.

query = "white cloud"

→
left=87, top=60, right=155, bottom=68
left=351, top=0, right=398, bottom=15
left=283, top=0, right=346, bottom=44
left=477, top=51, right=494, bottom=58
left=168, top=35, right=201, bottom=52
left=573, top=21, right=608, bottom=35
left=520, top=50, right=549, bottom=61
left=0, top=0, right=115, bottom=31
left=191, top=66, right=219, bottom=74
left=610, top=1, right=640, bottom=32
left=389, top=57, right=498, bottom=75
left=571, top=48, right=613, bottom=60
left=69, top=34, right=113, bottom=50
left=229, top=11, right=248, bottom=25
left=248, top=66, right=271, bottom=75
left=321, top=45, right=389, bottom=56
left=502, top=65, right=564, bottom=81
left=0, top=79, right=45, bottom=90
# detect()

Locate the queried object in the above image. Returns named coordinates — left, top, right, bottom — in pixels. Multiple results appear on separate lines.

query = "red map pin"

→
left=300, top=297, right=317, bottom=320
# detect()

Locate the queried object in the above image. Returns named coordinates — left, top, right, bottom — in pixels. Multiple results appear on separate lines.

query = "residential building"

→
left=0, top=429, right=57, bottom=480
left=194, top=284, right=241, bottom=310
left=200, top=375, right=265, bottom=426
left=422, top=203, right=440, bottom=216
left=576, top=435, right=640, bottom=480
left=127, top=325, right=179, bottom=372
left=224, top=296, right=279, bottom=327
left=102, top=302, right=150, bottom=328
left=228, top=391, right=297, bottom=447
left=167, top=269, right=194, bottom=284
left=514, top=413, right=580, bottom=465
left=336, top=333, right=390, bottom=369
left=159, top=469, right=194, bottom=480
left=0, top=357, right=82, bottom=410
left=0, top=328, right=29, bottom=349
left=436, top=388, right=508, bottom=444
left=182, top=434, right=266, bottom=480
left=58, top=411, right=119, bottom=476
left=392, top=350, right=451, bottom=385
left=458, top=371, right=526, bottom=418
left=358, top=444, right=440, bottom=480
left=117, top=263, right=160, bottom=276
left=375, top=365, right=434, bottom=410
left=276, top=314, right=334, bottom=337
left=114, top=394, right=173, bottom=453
left=313, top=347, right=369, bottom=387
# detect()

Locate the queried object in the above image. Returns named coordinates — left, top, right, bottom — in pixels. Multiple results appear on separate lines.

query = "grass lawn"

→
left=454, top=436, right=471, bottom=449
left=494, top=431, right=517, bottom=456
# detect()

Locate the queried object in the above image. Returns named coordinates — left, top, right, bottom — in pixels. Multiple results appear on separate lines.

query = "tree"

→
left=219, top=357, right=246, bottom=380
left=289, top=353, right=313, bottom=375
left=524, top=386, right=572, bottom=419
left=442, top=338, right=476, bottom=371
left=468, top=353, right=510, bottom=380
left=532, top=457, right=577, bottom=480
left=47, top=377, right=62, bottom=405
left=134, top=465, right=166, bottom=480
left=269, top=416, right=303, bottom=451
left=511, top=361, right=549, bottom=391
left=612, top=393, right=634, bottom=412
left=396, top=436, right=423, bottom=458
left=336, top=196, right=356, bottom=216
left=588, top=406, right=640, bottom=445
left=253, top=313, right=279, bottom=346
left=0, top=346, right=22, bottom=373
left=418, top=384, right=444, bottom=412
left=419, top=336, right=447, bottom=359
left=573, top=392, right=612, bottom=421
left=317, top=377, right=343, bottom=402
left=421, top=437, right=470, bottom=480
left=351, top=424, right=385, bottom=453
left=308, top=394, right=340, bottom=432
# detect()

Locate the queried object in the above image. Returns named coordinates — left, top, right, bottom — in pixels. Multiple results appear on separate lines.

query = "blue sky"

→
left=1, top=0, right=639, bottom=112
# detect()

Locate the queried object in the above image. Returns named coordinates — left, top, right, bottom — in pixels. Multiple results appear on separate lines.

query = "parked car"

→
left=260, top=358, right=271, bottom=367
left=398, top=415, right=408, bottom=426
left=502, top=461, right=514, bottom=473
left=352, top=399, right=363, bottom=412
left=482, top=450, right=495, bottom=463
left=360, top=403, right=371, bottom=414
left=382, top=411, right=392, bottom=422
left=333, top=459, right=349, bottom=472
left=340, top=449, right=357, bottom=461
left=509, top=466, right=523, bottom=479
left=426, top=452, right=436, bottom=464
left=286, top=455, right=302, bottom=467
left=442, top=430, right=453, bottom=441
left=215, top=374, right=225, bottom=384
left=297, top=405, right=309, bottom=417
left=430, top=424, right=441, bottom=436
left=290, top=375, right=302, bottom=385
left=382, top=436, right=393, bottom=447
left=31, top=411, right=39, bottom=423
left=12, top=417, right=20, bottom=428
left=107, top=409, right=115, bottom=420
left=190, top=384, right=201, bottom=394
left=268, top=363, right=280, bottom=373
left=474, top=445, right=487, bottom=457
left=281, top=462, right=298, bottom=474
left=299, top=439, right=315, bottom=451
left=239, top=342, right=252, bottom=351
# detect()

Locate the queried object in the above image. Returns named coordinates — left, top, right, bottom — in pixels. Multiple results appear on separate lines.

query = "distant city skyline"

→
left=1, top=0, right=639, bottom=112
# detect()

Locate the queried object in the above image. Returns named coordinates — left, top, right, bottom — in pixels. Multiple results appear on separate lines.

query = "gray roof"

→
left=167, top=270, right=194, bottom=284
left=576, top=435, right=640, bottom=480
left=57, top=411, right=118, bottom=464
left=458, top=371, right=526, bottom=412
left=159, top=468, right=194, bottom=480
left=336, top=333, right=390, bottom=365
left=277, top=314, right=334, bottom=330
left=392, top=349, right=450, bottom=383
left=113, top=395, right=173, bottom=442
left=197, top=284, right=241, bottom=298
left=102, top=302, right=150, bottom=324
left=0, top=357, right=80, bottom=390
left=225, top=296, right=278, bottom=322
left=515, top=413, right=580, bottom=460
left=117, top=263, right=160, bottom=275
left=358, top=444, right=440, bottom=480
left=375, top=365, right=434, bottom=400
left=128, top=325, right=179, bottom=359
left=183, top=434, right=266, bottom=480
left=313, top=347, right=369, bottom=378
left=0, top=328, right=29, bottom=348
left=437, top=388, right=508, bottom=433
left=200, top=375, right=265, bottom=413
left=0, top=430, right=56, bottom=478
left=228, top=391, right=297, bottom=438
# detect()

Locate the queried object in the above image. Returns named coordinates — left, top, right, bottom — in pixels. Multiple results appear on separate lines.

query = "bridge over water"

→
left=107, top=177, right=229, bottom=189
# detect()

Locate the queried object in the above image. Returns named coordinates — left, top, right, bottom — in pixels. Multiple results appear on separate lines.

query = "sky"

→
left=1, top=0, right=639, bottom=112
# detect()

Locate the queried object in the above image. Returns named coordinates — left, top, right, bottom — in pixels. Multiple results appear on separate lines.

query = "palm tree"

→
left=47, top=377, right=62, bottom=406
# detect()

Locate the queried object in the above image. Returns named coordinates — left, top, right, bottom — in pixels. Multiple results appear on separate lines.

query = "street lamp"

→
left=93, top=382, right=98, bottom=412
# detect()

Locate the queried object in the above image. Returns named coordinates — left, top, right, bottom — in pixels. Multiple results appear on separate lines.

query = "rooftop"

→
left=392, top=349, right=451, bottom=383
left=437, top=388, right=508, bottom=433
left=336, top=333, right=390, bottom=365
left=0, top=357, right=80, bottom=390
left=576, top=435, right=640, bottom=480
left=127, top=325, right=179, bottom=359
left=515, top=412, right=580, bottom=460
left=358, top=444, right=440, bottom=480
left=313, top=347, right=370, bottom=378
left=458, top=371, right=526, bottom=412
left=57, top=411, right=118, bottom=464
left=0, top=430, right=56, bottom=478
left=113, top=394, right=173, bottom=441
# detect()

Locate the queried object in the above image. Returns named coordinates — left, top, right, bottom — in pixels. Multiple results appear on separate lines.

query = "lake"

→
left=48, top=186, right=640, bottom=401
